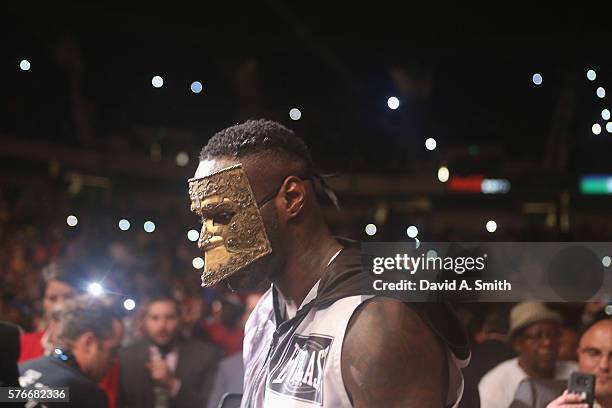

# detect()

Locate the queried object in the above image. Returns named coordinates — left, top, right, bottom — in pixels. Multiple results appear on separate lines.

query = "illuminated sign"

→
left=449, top=176, right=511, bottom=194
left=580, top=175, right=612, bottom=195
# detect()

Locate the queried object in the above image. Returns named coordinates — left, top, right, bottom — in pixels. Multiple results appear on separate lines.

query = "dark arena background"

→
left=1, top=4, right=611, bottom=408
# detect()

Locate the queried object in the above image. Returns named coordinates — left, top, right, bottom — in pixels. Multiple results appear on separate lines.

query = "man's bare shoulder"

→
left=341, top=298, right=448, bottom=408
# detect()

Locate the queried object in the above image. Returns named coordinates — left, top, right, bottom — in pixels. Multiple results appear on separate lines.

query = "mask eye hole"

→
left=213, top=212, right=234, bottom=225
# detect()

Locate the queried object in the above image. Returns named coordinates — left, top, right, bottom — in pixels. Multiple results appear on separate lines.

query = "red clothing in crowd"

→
left=204, top=321, right=244, bottom=356
left=98, top=360, right=120, bottom=408
left=19, top=331, right=119, bottom=408
left=19, top=331, right=45, bottom=363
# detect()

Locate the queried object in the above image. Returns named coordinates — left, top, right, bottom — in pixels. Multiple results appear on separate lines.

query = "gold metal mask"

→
left=188, top=164, right=273, bottom=287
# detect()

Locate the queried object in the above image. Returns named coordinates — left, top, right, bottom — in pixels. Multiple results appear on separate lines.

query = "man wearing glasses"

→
left=547, top=317, right=612, bottom=408
left=479, top=302, right=577, bottom=408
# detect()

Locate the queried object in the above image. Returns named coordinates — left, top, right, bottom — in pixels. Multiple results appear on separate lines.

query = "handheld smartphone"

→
left=568, top=371, right=595, bottom=408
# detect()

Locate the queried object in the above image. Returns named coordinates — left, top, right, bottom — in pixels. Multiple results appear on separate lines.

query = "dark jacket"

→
left=117, top=338, right=222, bottom=408
left=460, top=339, right=516, bottom=408
left=19, top=355, right=108, bottom=408
left=0, top=321, right=20, bottom=388
left=1, top=321, right=23, bottom=408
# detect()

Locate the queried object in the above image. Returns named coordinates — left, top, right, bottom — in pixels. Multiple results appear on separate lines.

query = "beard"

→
left=225, top=205, right=285, bottom=292
left=225, top=260, right=273, bottom=291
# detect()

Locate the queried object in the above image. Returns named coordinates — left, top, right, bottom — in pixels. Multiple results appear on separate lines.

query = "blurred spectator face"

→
left=212, top=294, right=245, bottom=329
left=558, top=326, right=579, bottom=361
left=144, top=300, right=179, bottom=347
left=43, top=280, right=76, bottom=320
left=514, top=320, right=561, bottom=376
left=75, top=319, right=123, bottom=381
left=577, top=319, right=612, bottom=401
left=585, top=302, right=605, bottom=315
left=181, top=296, right=204, bottom=328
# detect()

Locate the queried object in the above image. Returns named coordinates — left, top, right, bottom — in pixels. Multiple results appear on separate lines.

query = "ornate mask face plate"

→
left=188, top=164, right=273, bottom=287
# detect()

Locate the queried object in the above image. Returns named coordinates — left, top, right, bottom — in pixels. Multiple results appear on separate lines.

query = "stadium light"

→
left=176, top=152, right=189, bottom=167
left=144, top=221, right=156, bottom=233
left=118, top=219, right=131, bottom=231
left=365, top=224, right=377, bottom=236
left=192, top=257, right=204, bottom=269
left=406, top=226, right=419, bottom=238
left=532, top=73, right=543, bottom=85
left=289, top=108, right=302, bottom=121
left=387, top=96, right=400, bottom=110
left=438, top=166, right=450, bottom=183
left=66, top=215, right=78, bottom=227
left=187, top=229, right=199, bottom=242
left=486, top=220, right=497, bottom=233
left=190, top=81, right=203, bottom=93
left=123, top=299, right=136, bottom=311
left=20, top=60, right=31, bottom=71
left=152, top=76, right=164, bottom=88
left=87, top=282, right=104, bottom=296
left=425, top=138, right=437, bottom=151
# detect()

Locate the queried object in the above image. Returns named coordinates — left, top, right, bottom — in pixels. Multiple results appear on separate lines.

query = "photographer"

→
left=18, top=295, right=123, bottom=408
left=547, top=318, right=612, bottom=408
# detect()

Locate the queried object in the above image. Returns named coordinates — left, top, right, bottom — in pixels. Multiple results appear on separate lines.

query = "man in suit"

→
left=118, top=291, right=221, bottom=408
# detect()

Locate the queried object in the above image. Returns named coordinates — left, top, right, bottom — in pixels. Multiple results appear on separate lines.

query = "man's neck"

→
left=272, top=232, right=342, bottom=308
left=518, top=358, right=554, bottom=379
left=152, top=339, right=178, bottom=355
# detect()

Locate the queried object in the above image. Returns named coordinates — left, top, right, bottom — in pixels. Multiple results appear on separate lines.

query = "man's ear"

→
left=278, top=176, right=306, bottom=220
left=75, top=331, right=98, bottom=354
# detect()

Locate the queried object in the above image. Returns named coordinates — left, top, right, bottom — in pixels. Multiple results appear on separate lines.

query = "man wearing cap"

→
left=479, top=302, right=577, bottom=408
left=189, top=119, right=470, bottom=407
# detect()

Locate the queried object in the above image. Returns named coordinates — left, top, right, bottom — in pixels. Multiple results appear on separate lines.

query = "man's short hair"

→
left=580, top=313, right=612, bottom=337
left=200, top=119, right=314, bottom=175
left=482, top=306, right=510, bottom=336
left=145, top=289, right=181, bottom=316
left=53, top=295, right=118, bottom=349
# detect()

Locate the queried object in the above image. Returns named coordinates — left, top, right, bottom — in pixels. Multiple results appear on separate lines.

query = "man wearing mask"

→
left=189, top=119, right=470, bottom=407
left=117, top=291, right=221, bottom=408
left=479, top=302, right=577, bottom=408
left=18, top=295, right=123, bottom=408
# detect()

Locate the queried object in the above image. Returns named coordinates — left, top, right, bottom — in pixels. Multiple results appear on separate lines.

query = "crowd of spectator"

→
left=2, top=178, right=611, bottom=408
